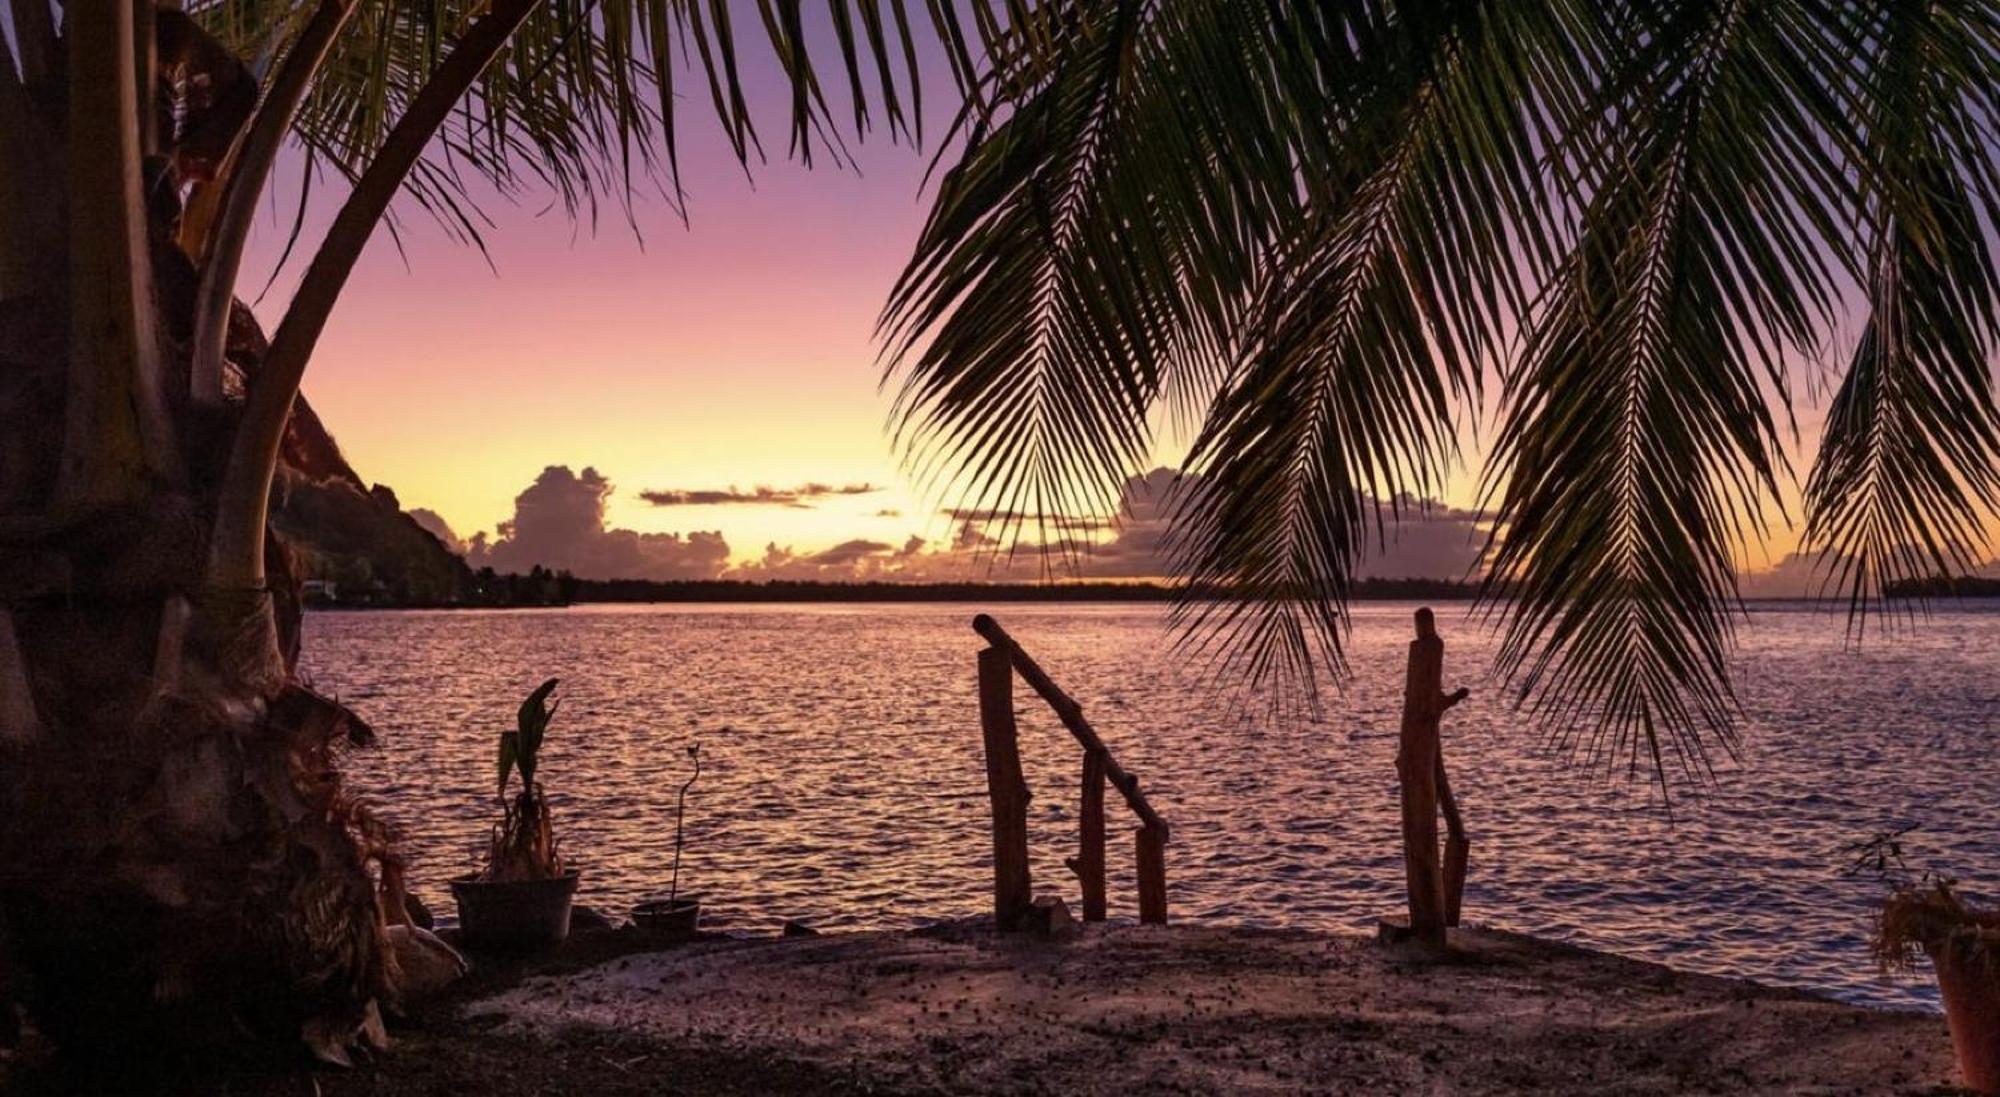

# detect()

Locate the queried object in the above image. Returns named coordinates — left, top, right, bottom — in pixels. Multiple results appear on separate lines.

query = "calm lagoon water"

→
left=301, top=600, right=1999, bottom=1011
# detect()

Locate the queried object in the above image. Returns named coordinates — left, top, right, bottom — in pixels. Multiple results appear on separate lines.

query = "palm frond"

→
left=882, top=0, right=1220, bottom=554
left=1484, top=0, right=1864, bottom=790
left=191, top=0, right=994, bottom=245
left=1803, top=0, right=2000, bottom=627
left=1169, top=1, right=1592, bottom=693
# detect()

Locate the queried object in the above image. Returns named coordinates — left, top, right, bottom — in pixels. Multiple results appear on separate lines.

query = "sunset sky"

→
left=235, top=23, right=1993, bottom=590
left=246, top=90, right=958, bottom=563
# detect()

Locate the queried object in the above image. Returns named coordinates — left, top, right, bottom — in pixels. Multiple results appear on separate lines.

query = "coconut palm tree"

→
left=882, top=0, right=1999, bottom=786
left=0, top=0, right=985, bottom=1059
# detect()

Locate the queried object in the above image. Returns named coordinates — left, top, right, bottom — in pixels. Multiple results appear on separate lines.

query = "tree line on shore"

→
left=310, top=568, right=2000, bottom=609
left=307, top=568, right=1491, bottom=609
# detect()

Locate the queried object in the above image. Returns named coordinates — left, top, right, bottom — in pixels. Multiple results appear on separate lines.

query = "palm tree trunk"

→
left=58, top=4, right=177, bottom=513
left=188, top=0, right=358, bottom=408
left=0, top=18, right=393, bottom=1063
left=209, top=0, right=545, bottom=593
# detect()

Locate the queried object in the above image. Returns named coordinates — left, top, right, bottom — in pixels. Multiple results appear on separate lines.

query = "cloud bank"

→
left=456, top=465, right=1496, bottom=584
left=1738, top=549, right=2000, bottom=599
left=465, top=466, right=729, bottom=580
left=728, top=468, right=1493, bottom=583
left=450, top=464, right=1991, bottom=595
left=638, top=483, right=880, bottom=508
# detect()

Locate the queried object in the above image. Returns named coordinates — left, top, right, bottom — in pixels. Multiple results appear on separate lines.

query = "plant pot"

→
left=632, top=896, right=701, bottom=940
left=450, top=870, right=580, bottom=953
left=1933, top=944, right=2000, bottom=1095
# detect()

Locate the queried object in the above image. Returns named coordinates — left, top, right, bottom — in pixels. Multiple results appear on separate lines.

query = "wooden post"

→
left=978, top=645, right=1032, bottom=930
left=1136, top=824, right=1167, bottom=925
left=1397, top=608, right=1447, bottom=946
left=1069, top=749, right=1108, bottom=922
left=1438, top=755, right=1469, bottom=928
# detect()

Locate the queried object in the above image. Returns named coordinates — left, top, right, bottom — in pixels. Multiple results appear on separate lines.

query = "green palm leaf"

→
left=1484, top=0, right=1864, bottom=788
left=191, top=0, right=995, bottom=247
left=1170, top=1, right=1588, bottom=692
left=1803, top=0, right=2000, bottom=625
left=889, top=0, right=1998, bottom=790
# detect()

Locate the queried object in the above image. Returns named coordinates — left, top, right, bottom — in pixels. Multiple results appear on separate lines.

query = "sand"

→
left=441, top=920, right=1958, bottom=1095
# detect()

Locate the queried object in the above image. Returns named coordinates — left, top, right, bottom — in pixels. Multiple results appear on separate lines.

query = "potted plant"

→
left=1851, top=828, right=2000, bottom=1093
left=634, top=741, right=703, bottom=938
left=450, top=678, right=580, bottom=952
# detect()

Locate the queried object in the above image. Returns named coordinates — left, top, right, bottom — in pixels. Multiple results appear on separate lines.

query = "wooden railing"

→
left=973, top=614, right=1168, bottom=928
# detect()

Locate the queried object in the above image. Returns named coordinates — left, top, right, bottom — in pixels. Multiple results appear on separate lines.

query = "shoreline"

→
left=374, top=920, right=1955, bottom=1095
left=2, top=919, right=1958, bottom=1094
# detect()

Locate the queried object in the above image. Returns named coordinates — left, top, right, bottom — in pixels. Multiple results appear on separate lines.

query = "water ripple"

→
left=302, top=600, right=2000, bottom=1012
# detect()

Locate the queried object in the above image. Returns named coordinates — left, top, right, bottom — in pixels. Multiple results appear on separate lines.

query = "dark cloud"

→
left=729, top=468, right=1489, bottom=584
left=1353, top=497, right=1491, bottom=581
left=451, top=466, right=1983, bottom=592
left=1735, top=551, right=1822, bottom=599
left=466, top=465, right=730, bottom=580
left=951, top=520, right=998, bottom=552
left=809, top=539, right=896, bottom=566
left=940, top=507, right=1113, bottom=533
left=639, top=483, right=880, bottom=509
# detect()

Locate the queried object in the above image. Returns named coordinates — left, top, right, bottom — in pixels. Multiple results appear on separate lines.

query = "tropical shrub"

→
left=484, top=678, right=564, bottom=882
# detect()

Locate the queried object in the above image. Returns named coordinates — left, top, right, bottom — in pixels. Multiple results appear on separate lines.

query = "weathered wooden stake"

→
left=1070, top=748, right=1108, bottom=922
left=1438, top=755, right=1469, bottom=928
left=978, top=645, right=1032, bottom=930
left=1135, top=824, right=1168, bottom=925
left=1397, top=608, right=1448, bottom=946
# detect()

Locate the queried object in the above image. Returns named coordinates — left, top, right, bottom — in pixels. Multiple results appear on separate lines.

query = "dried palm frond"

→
left=1875, top=880, right=2000, bottom=974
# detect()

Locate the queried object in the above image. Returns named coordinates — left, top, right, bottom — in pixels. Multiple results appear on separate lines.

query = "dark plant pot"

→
left=632, top=897, right=701, bottom=940
left=450, top=870, right=580, bottom=953
left=1933, top=944, right=2000, bottom=1095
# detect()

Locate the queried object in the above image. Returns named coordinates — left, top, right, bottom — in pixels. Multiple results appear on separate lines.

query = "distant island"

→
left=1882, top=575, right=2000, bottom=599
left=305, top=569, right=1487, bottom=609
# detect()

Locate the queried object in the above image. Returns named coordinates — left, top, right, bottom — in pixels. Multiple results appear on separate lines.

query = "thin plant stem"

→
left=670, top=743, right=701, bottom=905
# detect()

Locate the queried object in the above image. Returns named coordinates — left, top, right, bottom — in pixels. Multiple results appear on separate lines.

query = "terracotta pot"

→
left=1932, top=943, right=2000, bottom=1095
left=450, top=870, right=580, bottom=953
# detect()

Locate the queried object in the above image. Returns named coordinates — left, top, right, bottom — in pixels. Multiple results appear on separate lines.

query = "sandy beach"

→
left=303, top=919, right=1958, bottom=1096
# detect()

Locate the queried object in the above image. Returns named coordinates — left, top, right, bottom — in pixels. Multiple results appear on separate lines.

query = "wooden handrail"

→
left=971, top=613, right=1168, bottom=835
left=973, top=613, right=1169, bottom=927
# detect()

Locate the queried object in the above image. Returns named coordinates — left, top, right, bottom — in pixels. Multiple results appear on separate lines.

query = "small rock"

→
left=389, top=923, right=469, bottom=1003
left=571, top=904, right=618, bottom=933
left=783, top=919, right=821, bottom=938
left=1022, top=895, right=1078, bottom=938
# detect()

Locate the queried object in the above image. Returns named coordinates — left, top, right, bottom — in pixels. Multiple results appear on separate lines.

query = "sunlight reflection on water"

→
left=302, top=600, right=2000, bottom=1011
